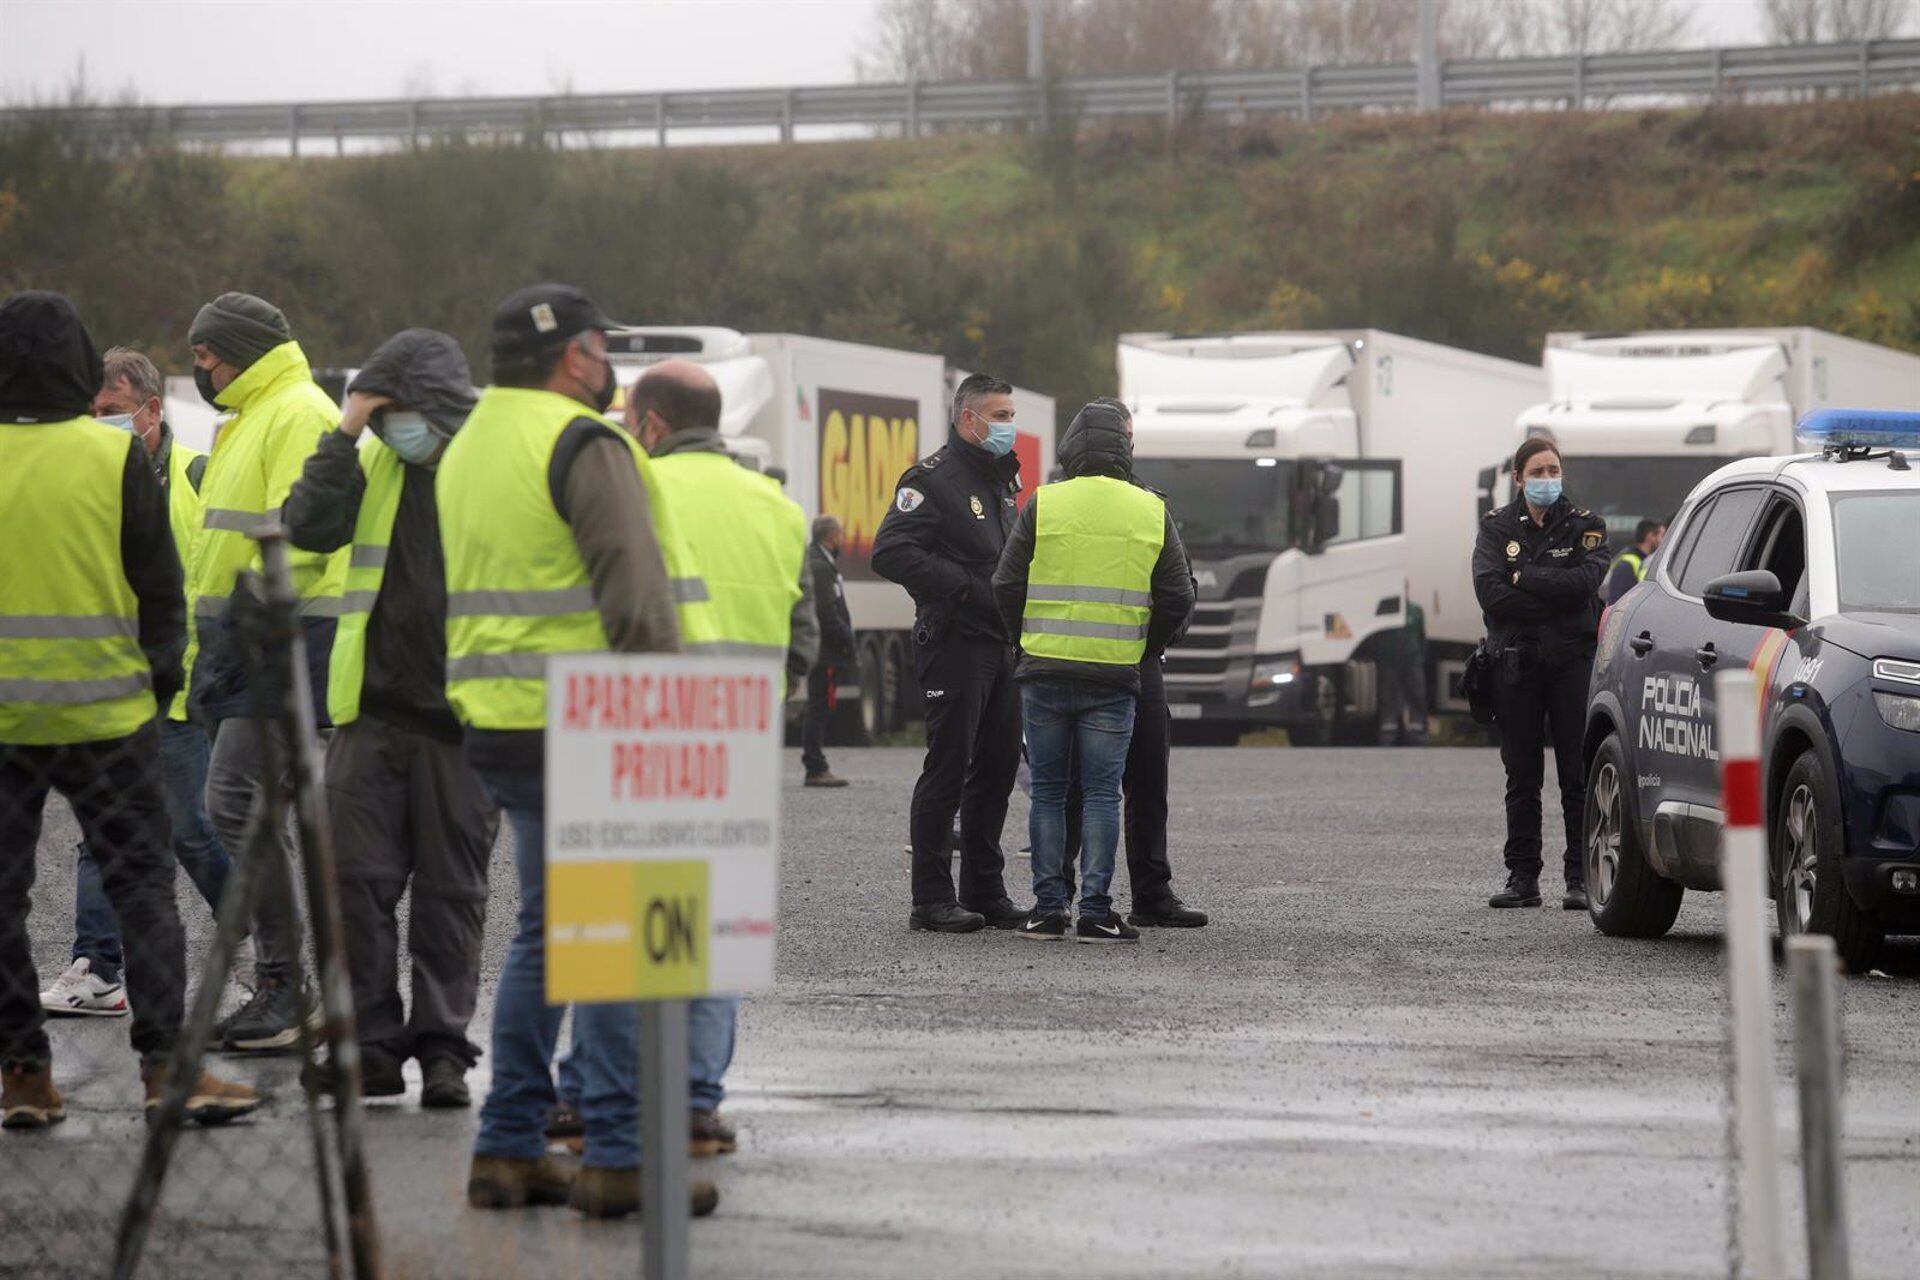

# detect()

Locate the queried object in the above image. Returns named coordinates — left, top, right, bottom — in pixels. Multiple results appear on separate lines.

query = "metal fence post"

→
left=288, top=104, right=300, bottom=159
left=1711, top=47, right=1725, bottom=104
left=1858, top=41, right=1873, bottom=97
left=906, top=77, right=919, bottom=139
left=640, top=1001, right=691, bottom=1280
left=1789, top=935, right=1852, bottom=1280
left=1716, top=671, right=1786, bottom=1280
left=1300, top=68, right=1313, bottom=122
left=781, top=88, right=795, bottom=144
left=1572, top=54, right=1586, bottom=110
left=656, top=94, right=668, bottom=148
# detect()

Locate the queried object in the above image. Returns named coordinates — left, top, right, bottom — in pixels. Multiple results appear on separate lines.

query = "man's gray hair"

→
left=811, top=514, right=841, bottom=542
left=951, top=371, right=1012, bottom=426
left=101, top=347, right=163, bottom=405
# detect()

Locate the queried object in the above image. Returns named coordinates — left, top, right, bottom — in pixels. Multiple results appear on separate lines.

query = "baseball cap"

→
left=490, top=284, right=616, bottom=363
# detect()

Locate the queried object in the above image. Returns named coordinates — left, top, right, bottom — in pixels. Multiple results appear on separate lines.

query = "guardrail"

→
left=4, top=39, right=1916, bottom=153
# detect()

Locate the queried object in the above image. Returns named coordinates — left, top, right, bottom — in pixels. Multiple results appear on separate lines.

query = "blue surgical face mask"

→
left=971, top=410, right=1017, bottom=458
left=377, top=410, right=443, bottom=466
left=1524, top=476, right=1563, bottom=507
left=97, top=413, right=136, bottom=432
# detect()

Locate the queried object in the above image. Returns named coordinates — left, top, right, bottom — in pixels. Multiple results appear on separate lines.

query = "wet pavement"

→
left=5, top=746, right=1918, bottom=1278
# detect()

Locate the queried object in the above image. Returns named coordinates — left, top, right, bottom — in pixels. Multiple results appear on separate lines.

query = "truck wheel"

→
left=854, top=636, right=884, bottom=746
left=1584, top=734, right=1682, bottom=938
left=1774, top=751, right=1882, bottom=973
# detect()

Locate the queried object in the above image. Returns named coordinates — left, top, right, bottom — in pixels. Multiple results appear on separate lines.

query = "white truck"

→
left=604, top=327, right=1055, bottom=741
left=1509, top=328, right=1920, bottom=539
left=1117, top=330, right=1542, bottom=743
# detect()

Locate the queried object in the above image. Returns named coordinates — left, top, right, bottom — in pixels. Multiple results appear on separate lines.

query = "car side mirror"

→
left=1703, top=570, right=1804, bottom=631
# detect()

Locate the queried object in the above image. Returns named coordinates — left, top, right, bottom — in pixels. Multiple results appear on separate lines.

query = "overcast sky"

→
left=1, top=0, right=1769, bottom=107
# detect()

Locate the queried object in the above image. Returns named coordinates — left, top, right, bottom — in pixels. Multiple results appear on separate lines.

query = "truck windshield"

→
left=1563, top=455, right=1741, bottom=541
left=1830, top=491, right=1920, bottom=614
left=1132, top=458, right=1293, bottom=556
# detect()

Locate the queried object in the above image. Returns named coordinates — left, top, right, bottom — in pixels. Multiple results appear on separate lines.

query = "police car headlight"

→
left=1251, top=658, right=1300, bottom=691
left=1873, top=692, right=1920, bottom=733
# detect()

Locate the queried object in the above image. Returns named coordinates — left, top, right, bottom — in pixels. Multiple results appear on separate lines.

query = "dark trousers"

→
left=0, top=725, right=184, bottom=1066
left=327, top=716, right=497, bottom=1066
left=908, top=639, right=1018, bottom=909
left=205, top=717, right=302, bottom=985
left=800, top=663, right=835, bottom=777
left=1376, top=652, right=1429, bottom=745
left=1496, top=657, right=1591, bottom=884
left=1063, top=659, right=1177, bottom=908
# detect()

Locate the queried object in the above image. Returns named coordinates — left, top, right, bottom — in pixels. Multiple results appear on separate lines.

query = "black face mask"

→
left=193, top=365, right=222, bottom=408
left=590, top=354, right=616, bottom=415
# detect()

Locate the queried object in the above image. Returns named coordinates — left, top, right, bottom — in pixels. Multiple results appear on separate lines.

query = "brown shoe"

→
left=803, top=772, right=849, bottom=788
left=141, top=1063, right=261, bottom=1126
left=690, top=1108, right=737, bottom=1157
left=1, top=1064, right=65, bottom=1130
left=568, top=1165, right=719, bottom=1219
left=468, top=1154, right=576, bottom=1209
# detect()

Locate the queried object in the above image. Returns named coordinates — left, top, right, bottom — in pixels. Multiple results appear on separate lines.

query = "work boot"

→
left=962, top=897, right=1027, bottom=930
left=1488, top=874, right=1543, bottom=909
left=909, top=902, right=985, bottom=933
left=1563, top=883, right=1590, bottom=912
left=546, top=1102, right=585, bottom=1155
left=357, top=1045, right=406, bottom=1098
left=568, top=1166, right=720, bottom=1219
left=1, top=1064, right=65, bottom=1130
left=420, top=1056, right=471, bottom=1110
left=1128, top=896, right=1209, bottom=929
left=467, top=1154, right=576, bottom=1209
left=141, top=1062, right=261, bottom=1126
left=215, top=979, right=305, bottom=1054
left=690, top=1108, right=737, bottom=1157
left=803, top=771, right=849, bottom=788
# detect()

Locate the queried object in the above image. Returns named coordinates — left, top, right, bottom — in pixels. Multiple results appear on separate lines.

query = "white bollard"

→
left=1717, top=670, right=1787, bottom=1280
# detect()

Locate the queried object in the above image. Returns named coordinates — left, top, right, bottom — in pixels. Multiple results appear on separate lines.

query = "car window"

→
left=1676, top=486, right=1765, bottom=597
left=1742, top=493, right=1807, bottom=607
left=1830, top=491, right=1920, bottom=614
left=1658, top=494, right=1713, bottom=586
left=1321, top=463, right=1400, bottom=547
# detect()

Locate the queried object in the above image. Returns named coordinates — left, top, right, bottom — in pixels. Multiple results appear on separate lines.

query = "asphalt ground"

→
left=3, top=745, right=1917, bottom=1279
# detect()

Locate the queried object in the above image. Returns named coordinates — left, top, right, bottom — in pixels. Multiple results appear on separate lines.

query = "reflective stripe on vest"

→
left=437, top=388, right=710, bottom=730
left=1019, top=475, right=1164, bottom=667
left=325, top=440, right=406, bottom=726
left=647, top=450, right=806, bottom=661
left=0, top=418, right=156, bottom=744
left=165, top=441, right=206, bottom=721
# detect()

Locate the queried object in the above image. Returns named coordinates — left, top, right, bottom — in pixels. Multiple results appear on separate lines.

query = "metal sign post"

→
left=1715, top=671, right=1786, bottom=1280
left=1788, top=934, right=1852, bottom=1280
left=546, top=654, right=783, bottom=1280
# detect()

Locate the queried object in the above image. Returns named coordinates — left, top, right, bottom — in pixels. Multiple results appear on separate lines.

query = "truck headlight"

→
left=1873, top=691, right=1920, bottom=733
left=1250, top=658, right=1300, bottom=692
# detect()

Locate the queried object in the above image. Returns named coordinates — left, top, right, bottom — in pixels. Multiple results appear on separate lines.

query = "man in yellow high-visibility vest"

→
left=992, top=400, right=1194, bottom=943
left=0, top=291, right=257, bottom=1130
left=184, top=292, right=350, bottom=1055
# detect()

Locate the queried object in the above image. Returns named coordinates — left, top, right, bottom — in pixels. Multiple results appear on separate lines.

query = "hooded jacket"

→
left=284, top=330, right=476, bottom=740
left=993, top=402, right=1195, bottom=692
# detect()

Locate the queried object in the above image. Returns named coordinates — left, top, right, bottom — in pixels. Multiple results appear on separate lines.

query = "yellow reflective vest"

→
left=0, top=417, right=156, bottom=744
left=325, top=438, right=406, bottom=726
left=649, top=449, right=806, bottom=659
left=1019, top=475, right=1164, bottom=667
left=183, top=341, right=348, bottom=698
left=436, top=387, right=709, bottom=731
left=163, top=436, right=206, bottom=722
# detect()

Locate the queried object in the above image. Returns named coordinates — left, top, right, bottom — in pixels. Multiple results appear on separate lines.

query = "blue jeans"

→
left=1023, top=679, right=1136, bottom=918
left=558, top=995, right=738, bottom=1114
left=73, top=718, right=230, bottom=982
left=471, top=763, right=643, bottom=1170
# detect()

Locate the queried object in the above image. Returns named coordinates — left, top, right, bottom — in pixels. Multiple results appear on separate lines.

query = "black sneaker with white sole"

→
left=1075, top=913, right=1140, bottom=944
left=1015, top=912, right=1068, bottom=941
left=215, top=980, right=307, bottom=1054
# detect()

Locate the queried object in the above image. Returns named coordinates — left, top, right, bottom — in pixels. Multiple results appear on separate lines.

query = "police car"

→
left=1581, top=410, right=1920, bottom=969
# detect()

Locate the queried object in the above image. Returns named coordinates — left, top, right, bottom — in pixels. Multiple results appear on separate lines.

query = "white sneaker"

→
left=40, top=958, right=130, bottom=1017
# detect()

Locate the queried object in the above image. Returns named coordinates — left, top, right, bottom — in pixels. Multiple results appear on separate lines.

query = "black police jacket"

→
left=871, top=430, right=1022, bottom=645
left=1472, top=496, right=1611, bottom=668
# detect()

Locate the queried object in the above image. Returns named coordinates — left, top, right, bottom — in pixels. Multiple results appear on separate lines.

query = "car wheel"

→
left=1583, top=733, right=1682, bottom=938
left=1773, top=751, right=1882, bottom=972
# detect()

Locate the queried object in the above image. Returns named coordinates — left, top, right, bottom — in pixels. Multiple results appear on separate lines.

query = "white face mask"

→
left=97, top=412, right=136, bottom=432
left=377, top=410, right=442, bottom=465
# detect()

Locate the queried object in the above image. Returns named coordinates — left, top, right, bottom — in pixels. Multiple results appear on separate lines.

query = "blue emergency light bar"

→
left=1796, top=408, right=1920, bottom=451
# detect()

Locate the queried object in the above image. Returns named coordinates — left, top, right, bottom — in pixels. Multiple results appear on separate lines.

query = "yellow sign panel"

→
left=547, top=860, right=710, bottom=1002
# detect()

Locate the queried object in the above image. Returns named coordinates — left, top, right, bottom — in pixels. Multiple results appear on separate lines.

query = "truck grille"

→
left=1164, top=598, right=1262, bottom=701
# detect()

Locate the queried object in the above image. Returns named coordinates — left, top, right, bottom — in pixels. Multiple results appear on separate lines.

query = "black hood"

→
left=349, top=328, right=478, bottom=438
left=0, top=291, right=102, bottom=422
left=1060, top=400, right=1132, bottom=480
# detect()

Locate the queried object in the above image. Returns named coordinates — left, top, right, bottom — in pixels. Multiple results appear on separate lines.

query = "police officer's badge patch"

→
left=1506, top=540, right=1521, bottom=559
left=896, top=487, right=924, bottom=513
left=1583, top=530, right=1604, bottom=550
left=969, top=494, right=985, bottom=519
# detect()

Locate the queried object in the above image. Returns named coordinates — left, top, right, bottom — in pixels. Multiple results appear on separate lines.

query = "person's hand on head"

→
left=339, top=391, right=394, bottom=438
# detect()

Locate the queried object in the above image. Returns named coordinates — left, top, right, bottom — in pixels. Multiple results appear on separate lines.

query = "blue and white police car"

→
left=1581, top=410, right=1920, bottom=969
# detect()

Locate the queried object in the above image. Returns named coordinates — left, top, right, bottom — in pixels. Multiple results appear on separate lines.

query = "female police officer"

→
left=1472, top=437, right=1611, bottom=910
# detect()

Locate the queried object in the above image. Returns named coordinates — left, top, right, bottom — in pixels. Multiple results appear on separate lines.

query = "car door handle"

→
left=1695, top=643, right=1719, bottom=668
left=1629, top=633, right=1655, bottom=656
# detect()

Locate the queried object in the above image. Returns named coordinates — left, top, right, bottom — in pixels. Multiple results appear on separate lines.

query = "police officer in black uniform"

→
left=872, top=373, right=1028, bottom=933
left=1472, top=436, right=1610, bottom=911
